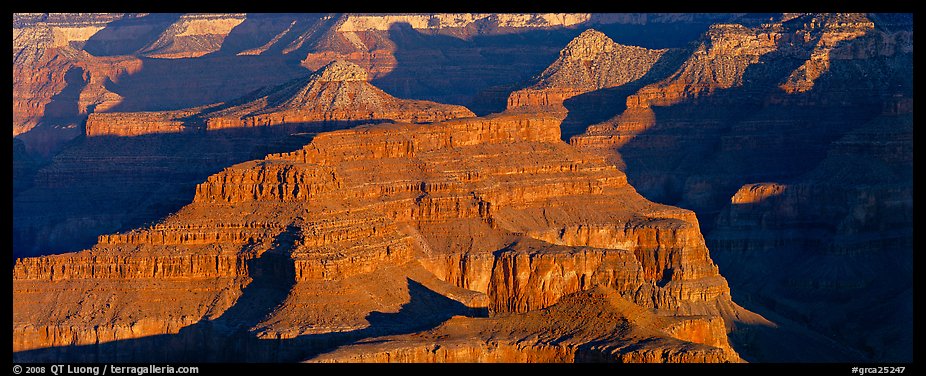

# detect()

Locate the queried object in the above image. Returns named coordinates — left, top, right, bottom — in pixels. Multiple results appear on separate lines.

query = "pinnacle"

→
left=313, top=60, right=369, bottom=82
left=575, top=28, right=609, bottom=42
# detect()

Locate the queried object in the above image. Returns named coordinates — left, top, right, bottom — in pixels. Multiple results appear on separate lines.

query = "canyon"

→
left=11, top=12, right=912, bottom=364
left=564, top=13, right=912, bottom=362
left=12, top=12, right=742, bottom=155
left=13, top=111, right=757, bottom=363
left=13, top=59, right=471, bottom=259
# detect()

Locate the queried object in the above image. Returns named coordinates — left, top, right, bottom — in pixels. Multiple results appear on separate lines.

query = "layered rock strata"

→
left=84, top=60, right=473, bottom=138
left=14, top=12, right=740, bottom=154
left=506, top=29, right=668, bottom=110
left=14, top=112, right=754, bottom=362
left=14, top=60, right=473, bottom=259
left=573, top=13, right=881, bottom=153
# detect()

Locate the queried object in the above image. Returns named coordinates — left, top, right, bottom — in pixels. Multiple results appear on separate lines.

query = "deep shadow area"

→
left=375, top=20, right=720, bottom=117
left=15, top=67, right=89, bottom=158
left=558, top=48, right=689, bottom=141
left=604, top=19, right=912, bottom=361
left=12, top=277, right=486, bottom=363
left=209, top=225, right=301, bottom=334
left=618, top=22, right=865, bottom=220
left=375, top=22, right=563, bottom=115
left=727, top=318, right=864, bottom=362
left=42, top=67, right=86, bottom=119
left=211, top=14, right=325, bottom=57
left=11, top=120, right=380, bottom=260
left=589, top=19, right=719, bottom=49
left=100, top=14, right=345, bottom=113
left=379, top=17, right=726, bottom=116
left=104, top=54, right=308, bottom=113
left=12, top=139, right=45, bottom=196
left=83, top=14, right=182, bottom=56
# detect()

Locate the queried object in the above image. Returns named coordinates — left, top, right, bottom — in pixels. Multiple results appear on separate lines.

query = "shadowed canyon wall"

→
left=565, top=13, right=911, bottom=362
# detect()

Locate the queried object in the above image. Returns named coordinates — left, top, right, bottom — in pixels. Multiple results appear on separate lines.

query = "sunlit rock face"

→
left=11, top=12, right=911, bottom=364
left=14, top=111, right=752, bottom=363
left=13, top=60, right=473, bottom=261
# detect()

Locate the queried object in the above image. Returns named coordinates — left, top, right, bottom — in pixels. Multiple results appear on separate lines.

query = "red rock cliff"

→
left=13, top=111, right=753, bottom=362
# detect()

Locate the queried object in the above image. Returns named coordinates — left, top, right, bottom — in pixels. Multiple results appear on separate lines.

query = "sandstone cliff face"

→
left=13, top=19, right=96, bottom=132
left=575, top=13, right=878, bottom=149
left=13, top=14, right=148, bottom=154
left=297, top=13, right=739, bottom=115
left=14, top=60, right=473, bottom=260
left=12, top=13, right=312, bottom=154
left=572, top=13, right=909, bottom=209
left=14, top=12, right=909, bottom=364
left=84, top=110, right=196, bottom=137
left=13, top=112, right=749, bottom=362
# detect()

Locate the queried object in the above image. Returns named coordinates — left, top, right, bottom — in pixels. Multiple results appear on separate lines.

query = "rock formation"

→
left=13, top=112, right=759, bottom=363
left=573, top=14, right=879, bottom=152
left=11, top=12, right=911, bottom=364
left=14, top=60, right=473, bottom=259
left=136, top=13, right=247, bottom=58
left=571, top=13, right=906, bottom=210
left=12, top=14, right=143, bottom=154
left=13, top=12, right=740, bottom=154
left=281, top=13, right=743, bottom=115
left=85, top=60, right=474, bottom=137
left=506, top=29, right=668, bottom=110
left=198, top=60, right=474, bottom=130
left=569, top=13, right=912, bottom=362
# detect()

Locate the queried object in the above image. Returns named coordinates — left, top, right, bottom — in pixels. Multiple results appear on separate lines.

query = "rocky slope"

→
left=506, top=29, right=668, bottom=110
left=571, top=12, right=906, bottom=215
left=13, top=61, right=472, bottom=259
left=13, top=13, right=735, bottom=155
left=569, top=13, right=912, bottom=361
left=311, top=287, right=740, bottom=363
left=573, top=13, right=883, bottom=154
left=11, top=13, right=311, bottom=154
left=12, top=12, right=728, bottom=259
left=13, top=112, right=759, bottom=362
left=12, top=12, right=910, bottom=364
left=136, top=13, right=247, bottom=58
left=503, top=28, right=690, bottom=140
left=196, top=60, right=474, bottom=130
left=85, top=60, right=474, bottom=137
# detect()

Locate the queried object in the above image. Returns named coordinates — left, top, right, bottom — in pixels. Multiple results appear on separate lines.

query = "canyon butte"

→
left=12, top=13, right=912, bottom=363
